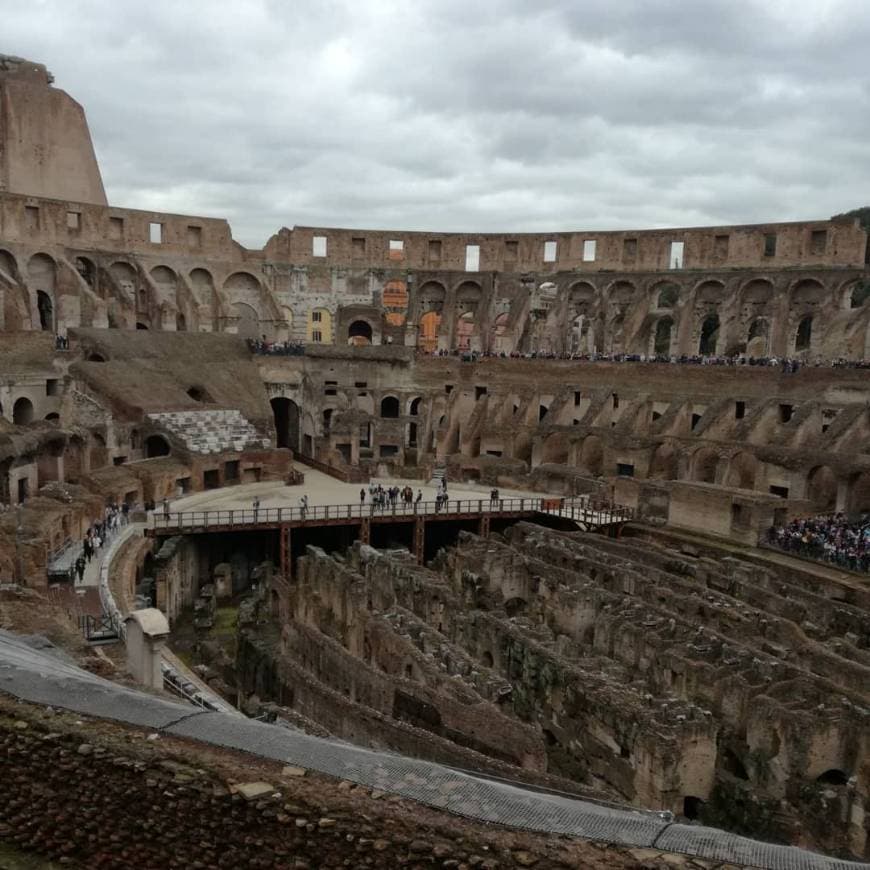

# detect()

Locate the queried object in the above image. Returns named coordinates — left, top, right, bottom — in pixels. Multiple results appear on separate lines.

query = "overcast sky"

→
left=3, top=0, right=869, bottom=247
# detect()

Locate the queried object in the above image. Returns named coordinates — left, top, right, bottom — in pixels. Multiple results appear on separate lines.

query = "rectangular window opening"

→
left=312, top=329, right=322, bottom=343
left=465, top=244, right=480, bottom=272
left=691, top=413, right=702, bottom=430
left=623, top=238, right=637, bottom=260
left=187, top=225, right=202, bottom=248
left=574, top=391, right=581, bottom=406
left=388, top=239, right=404, bottom=260
left=25, top=206, right=39, bottom=231
left=735, top=400, right=745, bottom=420
left=46, top=379, right=59, bottom=396
left=616, top=463, right=635, bottom=478
left=810, top=229, right=827, bottom=256
left=445, top=384, right=454, bottom=394
left=427, top=239, right=442, bottom=261
left=149, top=222, right=163, bottom=244
left=779, top=403, right=794, bottom=423
left=312, top=235, right=327, bottom=257
left=612, top=393, right=619, bottom=409
left=769, top=485, right=789, bottom=499
left=763, top=233, right=777, bottom=257
left=475, top=386, right=487, bottom=400
left=66, top=211, right=81, bottom=231
left=669, top=241, right=685, bottom=269
left=352, top=237, right=366, bottom=258
left=311, top=311, right=322, bottom=323
left=582, top=239, right=597, bottom=262
left=109, top=217, right=124, bottom=240
left=543, top=240, right=557, bottom=262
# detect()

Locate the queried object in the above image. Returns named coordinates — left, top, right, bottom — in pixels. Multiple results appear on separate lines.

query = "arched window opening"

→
left=36, top=291, right=53, bottom=332
left=45, top=412, right=60, bottom=423
left=347, top=320, right=373, bottom=346
left=418, top=310, right=442, bottom=352
left=795, top=316, right=813, bottom=352
left=481, top=651, right=494, bottom=668
left=657, top=285, right=679, bottom=309
left=699, top=314, right=719, bottom=355
left=87, top=353, right=106, bottom=362
left=13, top=397, right=34, bottom=425
left=408, top=396, right=422, bottom=416
left=850, top=282, right=870, bottom=309
left=380, top=396, right=400, bottom=418
left=136, top=322, right=149, bottom=330
left=144, top=434, right=171, bottom=458
left=176, top=312, right=187, bottom=331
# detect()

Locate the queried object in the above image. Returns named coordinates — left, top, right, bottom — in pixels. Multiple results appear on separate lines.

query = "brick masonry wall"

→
left=0, top=696, right=728, bottom=870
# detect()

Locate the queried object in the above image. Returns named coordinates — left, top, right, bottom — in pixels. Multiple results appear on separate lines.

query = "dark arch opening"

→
left=409, top=396, right=422, bottom=416
left=796, top=315, right=813, bottom=352
left=13, top=397, right=34, bottom=425
left=722, top=748, right=749, bottom=780
left=348, top=320, right=373, bottom=345
left=654, top=318, right=673, bottom=355
left=699, top=314, right=719, bottom=355
left=504, top=596, right=528, bottom=617
left=176, top=312, right=187, bottom=331
left=683, top=796, right=704, bottom=820
left=144, top=434, right=170, bottom=458
left=36, top=290, right=53, bottom=332
left=816, top=769, right=849, bottom=785
left=87, top=353, right=106, bottom=362
left=187, top=386, right=210, bottom=402
left=271, top=397, right=300, bottom=451
left=45, top=412, right=60, bottom=423
left=481, top=650, right=494, bottom=668
left=136, top=322, right=149, bottom=330
left=380, top=396, right=400, bottom=418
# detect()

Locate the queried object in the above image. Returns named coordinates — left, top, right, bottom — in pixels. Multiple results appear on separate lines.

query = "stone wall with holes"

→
left=2, top=695, right=652, bottom=870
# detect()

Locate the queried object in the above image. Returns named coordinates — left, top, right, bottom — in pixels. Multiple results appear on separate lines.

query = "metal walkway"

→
left=0, top=630, right=865, bottom=870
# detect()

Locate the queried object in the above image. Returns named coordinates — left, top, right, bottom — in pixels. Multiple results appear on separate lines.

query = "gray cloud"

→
left=2, top=0, right=869, bottom=247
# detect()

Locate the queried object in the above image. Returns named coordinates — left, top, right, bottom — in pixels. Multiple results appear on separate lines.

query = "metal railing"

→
left=151, top=497, right=634, bottom=531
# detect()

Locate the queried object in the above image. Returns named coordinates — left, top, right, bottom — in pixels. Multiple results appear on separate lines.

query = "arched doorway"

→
left=653, top=317, right=673, bottom=355
left=795, top=316, right=813, bottom=353
left=145, top=434, right=171, bottom=458
left=807, top=465, right=837, bottom=512
left=347, top=320, right=373, bottom=346
left=36, top=291, right=53, bottom=332
left=13, top=397, right=34, bottom=425
left=233, top=302, right=259, bottom=340
left=418, top=311, right=442, bottom=352
left=270, top=397, right=300, bottom=451
left=699, top=314, right=720, bottom=355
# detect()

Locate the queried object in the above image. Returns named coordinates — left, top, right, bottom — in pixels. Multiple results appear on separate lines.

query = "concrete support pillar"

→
left=124, top=609, right=169, bottom=690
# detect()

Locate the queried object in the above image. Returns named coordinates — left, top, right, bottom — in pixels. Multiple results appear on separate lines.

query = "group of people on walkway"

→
left=247, top=338, right=305, bottom=356
left=73, top=502, right=130, bottom=583
left=421, top=348, right=820, bottom=371
left=361, top=483, right=422, bottom=510
left=766, top=513, right=870, bottom=573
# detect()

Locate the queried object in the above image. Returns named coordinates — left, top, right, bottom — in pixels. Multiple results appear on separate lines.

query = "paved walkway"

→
left=170, top=469, right=543, bottom=514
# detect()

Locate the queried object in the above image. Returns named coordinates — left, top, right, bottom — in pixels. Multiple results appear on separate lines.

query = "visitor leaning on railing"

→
left=765, top=513, right=870, bottom=573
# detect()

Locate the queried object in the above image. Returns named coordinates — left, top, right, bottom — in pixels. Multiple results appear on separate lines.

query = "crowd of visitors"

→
left=766, top=514, right=870, bottom=573
left=54, top=334, right=69, bottom=350
left=72, top=502, right=130, bottom=583
left=361, top=483, right=422, bottom=510
left=247, top=338, right=305, bottom=355
left=420, top=348, right=857, bottom=371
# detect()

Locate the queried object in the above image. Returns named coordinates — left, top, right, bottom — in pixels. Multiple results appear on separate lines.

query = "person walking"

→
left=75, top=555, right=85, bottom=585
left=360, top=488, right=366, bottom=504
left=252, top=496, right=260, bottom=520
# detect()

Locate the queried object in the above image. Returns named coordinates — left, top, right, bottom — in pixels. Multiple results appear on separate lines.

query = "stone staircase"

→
left=146, top=410, right=270, bottom=455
